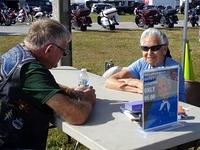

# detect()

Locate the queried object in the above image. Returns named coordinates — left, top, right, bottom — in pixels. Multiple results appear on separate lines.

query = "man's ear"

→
left=44, top=44, right=53, bottom=55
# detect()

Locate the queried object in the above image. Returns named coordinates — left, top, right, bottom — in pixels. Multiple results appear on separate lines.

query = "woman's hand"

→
left=118, top=78, right=143, bottom=94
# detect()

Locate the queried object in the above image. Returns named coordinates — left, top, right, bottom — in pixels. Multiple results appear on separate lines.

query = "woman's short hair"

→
left=140, top=28, right=172, bottom=58
left=140, top=28, right=168, bottom=46
left=24, top=18, right=71, bottom=50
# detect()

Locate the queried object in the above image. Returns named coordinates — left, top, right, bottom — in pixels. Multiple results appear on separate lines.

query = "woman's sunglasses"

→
left=141, top=44, right=166, bottom=52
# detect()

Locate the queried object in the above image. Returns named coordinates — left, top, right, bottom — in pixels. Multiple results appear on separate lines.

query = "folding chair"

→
left=102, top=66, right=127, bottom=79
left=185, top=80, right=200, bottom=107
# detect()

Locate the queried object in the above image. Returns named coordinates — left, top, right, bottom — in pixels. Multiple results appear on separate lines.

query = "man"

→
left=0, top=18, right=96, bottom=149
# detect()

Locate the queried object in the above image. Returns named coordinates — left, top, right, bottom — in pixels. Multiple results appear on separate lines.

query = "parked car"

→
left=116, top=2, right=144, bottom=15
left=0, top=2, right=8, bottom=10
left=71, top=3, right=88, bottom=11
left=180, top=1, right=200, bottom=14
left=26, top=0, right=52, bottom=13
left=195, top=5, right=200, bottom=15
left=116, top=6, right=135, bottom=15
left=91, top=3, right=113, bottom=14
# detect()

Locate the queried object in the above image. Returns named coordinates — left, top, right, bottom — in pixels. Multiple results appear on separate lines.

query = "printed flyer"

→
left=142, top=66, right=179, bottom=131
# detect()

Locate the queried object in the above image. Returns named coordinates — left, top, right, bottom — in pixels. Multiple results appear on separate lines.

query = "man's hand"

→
left=47, top=85, right=96, bottom=125
left=75, top=86, right=96, bottom=106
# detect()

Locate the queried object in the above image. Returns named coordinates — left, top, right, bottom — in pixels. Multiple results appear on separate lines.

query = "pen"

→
left=122, top=109, right=135, bottom=121
left=120, top=107, right=138, bottom=121
left=182, top=107, right=189, bottom=111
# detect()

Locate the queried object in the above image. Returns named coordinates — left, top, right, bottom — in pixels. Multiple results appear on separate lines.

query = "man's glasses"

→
left=140, top=44, right=166, bottom=52
left=51, top=43, right=70, bottom=56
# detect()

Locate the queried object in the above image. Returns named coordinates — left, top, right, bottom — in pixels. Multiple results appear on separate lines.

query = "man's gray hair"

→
left=140, top=28, right=168, bottom=46
left=24, top=18, right=71, bottom=50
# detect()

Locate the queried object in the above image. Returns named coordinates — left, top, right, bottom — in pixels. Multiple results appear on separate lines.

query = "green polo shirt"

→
left=21, top=61, right=62, bottom=104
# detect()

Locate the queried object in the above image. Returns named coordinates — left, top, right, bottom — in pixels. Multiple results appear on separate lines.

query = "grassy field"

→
left=71, top=28, right=200, bottom=81
left=0, top=17, right=199, bottom=149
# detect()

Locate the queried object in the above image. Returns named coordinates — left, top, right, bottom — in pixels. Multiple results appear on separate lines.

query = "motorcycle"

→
left=7, top=8, right=17, bottom=24
left=188, top=9, right=199, bottom=27
left=135, top=8, right=161, bottom=28
left=97, top=7, right=119, bottom=30
left=160, top=8, right=178, bottom=28
left=71, top=6, right=92, bottom=31
left=0, top=8, right=12, bottom=26
left=16, top=7, right=32, bottom=23
left=31, top=6, right=52, bottom=20
left=31, top=6, right=44, bottom=19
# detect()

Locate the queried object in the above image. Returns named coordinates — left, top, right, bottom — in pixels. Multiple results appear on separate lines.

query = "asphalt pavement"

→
left=0, top=20, right=193, bottom=36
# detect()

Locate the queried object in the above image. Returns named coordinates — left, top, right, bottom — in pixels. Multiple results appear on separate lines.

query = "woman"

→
left=105, top=28, right=185, bottom=102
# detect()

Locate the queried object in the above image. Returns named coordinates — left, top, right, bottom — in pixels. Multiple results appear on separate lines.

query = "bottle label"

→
left=79, top=79, right=89, bottom=87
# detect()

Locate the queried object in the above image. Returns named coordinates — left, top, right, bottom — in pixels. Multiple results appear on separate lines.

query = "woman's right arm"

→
left=105, top=69, right=143, bottom=94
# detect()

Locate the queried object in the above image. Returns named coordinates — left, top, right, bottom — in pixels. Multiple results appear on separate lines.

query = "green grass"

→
left=71, top=28, right=200, bottom=81
left=47, top=128, right=89, bottom=150
left=177, top=13, right=184, bottom=20
left=0, top=26, right=199, bottom=149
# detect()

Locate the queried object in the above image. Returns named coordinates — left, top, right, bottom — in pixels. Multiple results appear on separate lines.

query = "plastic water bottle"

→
left=105, top=60, right=114, bottom=71
left=78, top=68, right=89, bottom=87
